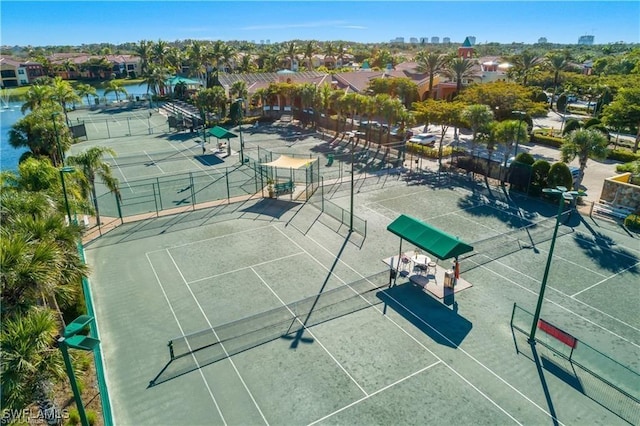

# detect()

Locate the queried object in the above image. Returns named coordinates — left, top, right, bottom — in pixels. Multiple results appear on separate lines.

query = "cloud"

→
left=241, top=20, right=347, bottom=31
left=340, top=25, right=367, bottom=30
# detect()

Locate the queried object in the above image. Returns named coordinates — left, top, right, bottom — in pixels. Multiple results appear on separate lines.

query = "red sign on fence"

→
left=537, top=319, right=578, bottom=348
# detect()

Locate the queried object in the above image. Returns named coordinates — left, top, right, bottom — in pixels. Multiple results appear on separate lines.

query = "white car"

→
left=408, top=133, right=437, bottom=146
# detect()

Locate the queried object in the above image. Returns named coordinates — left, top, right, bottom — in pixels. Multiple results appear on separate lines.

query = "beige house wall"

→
left=600, top=172, right=640, bottom=211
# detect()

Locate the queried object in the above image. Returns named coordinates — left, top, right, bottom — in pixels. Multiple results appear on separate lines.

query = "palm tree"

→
left=142, top=65, right=170, bottom=99
left=511, top=50, right=542, bottom=86
left=186, top=40, right=209, bottom=83
left=75, top=83, right=97, bottom=107
left=303, top=41, right=316, bottom=70
left=151, top=39, right=169, bottom=68
left=50, top=77, right=80, bottom=125
left=442, top=56, right=476, bottom=98
left=461, top=104, right=494, bottom=152
left=67, top=147, right=120, bottom=225
left=493, top=119, right=529, bottom=169
left=134, top=39, right=153, bottom=76
left=283, top=41, right=298, bottom=70
left=415, top=50, right=446, bottom=99
left=560, top=128, right=609, bottom=189
left=1, top=307, right=65, bottom=419
left=21, top=85, right=55, bottom=114
left=103, top=80, right=128, bottom=103
left=546, top=52, right=571, bottom=109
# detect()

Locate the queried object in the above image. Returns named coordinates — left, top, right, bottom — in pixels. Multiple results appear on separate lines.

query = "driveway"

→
left=416, top=112, right=627, bottom=203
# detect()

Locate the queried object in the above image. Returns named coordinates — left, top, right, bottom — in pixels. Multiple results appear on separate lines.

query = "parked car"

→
left=570, top=166, right=580, bottom=187
left=408, top=133, right=437, bottom=146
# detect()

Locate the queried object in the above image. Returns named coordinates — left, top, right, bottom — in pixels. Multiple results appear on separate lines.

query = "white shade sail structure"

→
left=261, top=155, right=313, bottom=169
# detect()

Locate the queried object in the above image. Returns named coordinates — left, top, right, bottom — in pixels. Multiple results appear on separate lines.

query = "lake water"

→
left=0, top=83, right=150, bottom=172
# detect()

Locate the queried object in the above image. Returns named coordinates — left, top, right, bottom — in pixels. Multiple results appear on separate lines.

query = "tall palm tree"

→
left=230, top=81, right=248, bottom=109
left=415, top=50, right=446, bottom=99
left=442, top=56, right=476, bottom=98
left=187, top=40, right=209, bottom=82
left=134, top=39, right=153, bottom=76
left=152, top=39, right=169, bottom=68
left=67, top=147, right=120, bottom=225
left=143, top=65, right=170, bottom=99
left=103, top=80, right=128, bottom=103
left=75, top=83, right=97, bottom=107
left=560, top=128, right=609, bottom=189
left=493, top=119, right=529, bottom=169
left=50, top=77, right=80, bottom=125
left=303, top=41, right=316, bottom=70
left=283, top=41, right=298, bottom=70
left=512, top=50, right=542, bottom=86
left=21, top=85, right=55, bottom=114
left=546, top=52, right=571, bottom=109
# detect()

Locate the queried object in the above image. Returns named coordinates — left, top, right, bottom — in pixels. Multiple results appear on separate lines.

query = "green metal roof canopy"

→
left=387, top=214, right=474, bottom=260
left=209, top=126, right=237, bottom=139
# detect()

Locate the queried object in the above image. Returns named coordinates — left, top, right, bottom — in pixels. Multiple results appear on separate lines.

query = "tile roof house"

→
left=0, top=56, right=44, bottom=87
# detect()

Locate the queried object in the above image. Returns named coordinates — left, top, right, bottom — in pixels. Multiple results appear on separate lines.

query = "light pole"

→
left=235, top=98, right=245, bottom=164
left=528, top=186, right=585, bottom=344
left=512, top=110, right=526, bottom=158
left=52, top=112, right=64, bottom=166
left=349, top=134, right=354, bottom=232
left=58, top=315, right=101, bottom=426
left=60, top=166, right=75, bottom=224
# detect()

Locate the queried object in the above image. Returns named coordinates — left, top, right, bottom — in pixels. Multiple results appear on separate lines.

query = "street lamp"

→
left=234, top=98, right=245, bottom=164
left=512, top=110, right=526, bottom=158
left=58, top=315, right=101, bottom=426
left=52, top=112, right=64, bottom=166
left=60, top=166, right=75, bottom=224
left=528, top=186, right=585, bottom=344
left=350, top=133, right=355, bottom=232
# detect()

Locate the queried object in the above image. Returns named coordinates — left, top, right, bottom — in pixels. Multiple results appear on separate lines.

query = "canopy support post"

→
left=393, top=239, right=404, bottom=287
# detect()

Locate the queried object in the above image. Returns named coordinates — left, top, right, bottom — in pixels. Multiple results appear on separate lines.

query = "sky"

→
left=1, top=1, right=639, bottom=47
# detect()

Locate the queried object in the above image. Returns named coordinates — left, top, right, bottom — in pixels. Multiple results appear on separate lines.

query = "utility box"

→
left=444, top=270, right=455, bottom=288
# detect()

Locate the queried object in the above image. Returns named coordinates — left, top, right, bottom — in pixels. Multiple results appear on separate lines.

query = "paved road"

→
left=412, top=111, right=629, bottom=203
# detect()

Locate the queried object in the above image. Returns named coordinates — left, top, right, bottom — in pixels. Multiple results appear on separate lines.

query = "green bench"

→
left=274, top=181, right=294, bottom=195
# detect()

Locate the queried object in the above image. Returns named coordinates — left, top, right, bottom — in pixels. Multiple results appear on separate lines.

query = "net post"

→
left=168, top=340, right=175, bottom=360
left=510, top=302, right=517, bottom=328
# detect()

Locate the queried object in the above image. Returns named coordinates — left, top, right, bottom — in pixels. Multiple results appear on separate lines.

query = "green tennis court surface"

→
left=80, top=110, right=639, bottom=425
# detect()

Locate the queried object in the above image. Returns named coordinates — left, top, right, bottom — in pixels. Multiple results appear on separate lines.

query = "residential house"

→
left=0, top=56, right=44, bottom=87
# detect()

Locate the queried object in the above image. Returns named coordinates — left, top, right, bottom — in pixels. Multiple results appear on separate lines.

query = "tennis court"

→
left=84, top=160, right=639, bottom=425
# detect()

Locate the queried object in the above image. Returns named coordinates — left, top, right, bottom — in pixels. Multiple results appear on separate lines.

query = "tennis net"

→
left=167, top=271, right=389, bottom=362
left=459, top=211, right=573, bottom=273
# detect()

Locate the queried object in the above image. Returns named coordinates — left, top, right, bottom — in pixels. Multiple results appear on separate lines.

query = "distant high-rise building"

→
left=391, top=37, right=405, bottom=43
left=260, top=40, right=264, bottom=45
left=420, top=37, right=429, bottom=44
left=466, top=36, right=476, bottom=45
left=538, top=37, right=548, bottom=44
left=442, top=37, right=451, bottom=44
left=578, top=35, right=595, bottom=45
left=266, top=39, right=271, bottom=45
left=431, top=36, right=439, bottom=44
left=410, top=37, right=418, bottom=44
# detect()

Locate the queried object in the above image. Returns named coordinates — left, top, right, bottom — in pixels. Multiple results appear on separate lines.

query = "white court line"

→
left=251, top=267, right=369, bottom=396
left=145, top=253, right=227, bottom=425
left=143, top=150, right=166, bottom=174
left=468, top=255, right=640, bottom=343
left=572, top=260, right=640, bottom=297
left=146, top=223, right=274, bottom=253
left=307, top=362, right=441, bottom=425
left=166, top=250, right=270, bottom=425
left=187, top=252, right=305, bottom=285
left=107, top=152, right=134, bottom=192
left=166, top=141, right=209, bottom=173
left=272, top=227, right=540, bottom=425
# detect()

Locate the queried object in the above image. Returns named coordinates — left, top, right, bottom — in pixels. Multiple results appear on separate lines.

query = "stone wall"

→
left=600, top=172, right=640, bottom=211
